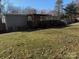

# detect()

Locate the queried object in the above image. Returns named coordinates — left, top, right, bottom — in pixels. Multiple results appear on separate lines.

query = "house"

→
left=76, top=2, right=79, bottom=21
left=0, top=14, right=53, bottom=32
left=0, top=13, right=70, bottom=32
left=4, top=14, right=27, bottom=31
left=76, top=13, right=79, bottom=21
left=26, top=14, right=54, bottom=28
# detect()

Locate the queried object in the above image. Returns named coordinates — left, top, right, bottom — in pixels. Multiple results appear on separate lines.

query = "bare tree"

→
left=55, top=0, right=63, bottom=19
left=48, top=10, right=56, bottom=16
left=23, top=7, right=37, bottom=14
left=0, top=0, right=1, bottom=13
left=39, top=9, right=47, bottom=14
left=76, top=2, right=79, bottom=13
left=7, top=4, right=21, bottom=14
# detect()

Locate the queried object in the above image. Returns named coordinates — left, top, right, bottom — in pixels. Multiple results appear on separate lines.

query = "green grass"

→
left=0, top=23, right=79, bottom=59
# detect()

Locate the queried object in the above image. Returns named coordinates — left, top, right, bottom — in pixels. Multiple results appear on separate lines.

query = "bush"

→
left=52, top=20, right=67, bottom=27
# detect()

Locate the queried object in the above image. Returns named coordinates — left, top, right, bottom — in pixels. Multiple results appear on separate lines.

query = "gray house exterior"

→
left=5, top=14, right=27, bottom=31
left=2, top=14, right=52, bottom=32
left=0, top=13, right=78, bottom=32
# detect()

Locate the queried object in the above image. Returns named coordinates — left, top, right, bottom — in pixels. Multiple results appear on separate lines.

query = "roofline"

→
left=4, top=13, right=52, bottom=16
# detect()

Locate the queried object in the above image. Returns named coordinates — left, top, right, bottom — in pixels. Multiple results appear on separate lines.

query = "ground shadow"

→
left=0, top=24, right=71, bottom=34
left=19, top=24, right=70, bottom=32
left=0, top=20, right=74, bottom=34
left=20, top=20, right=71, bottom=32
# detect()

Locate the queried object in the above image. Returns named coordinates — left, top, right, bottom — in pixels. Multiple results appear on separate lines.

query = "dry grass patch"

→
left=0, top=23, right=79, bottom=59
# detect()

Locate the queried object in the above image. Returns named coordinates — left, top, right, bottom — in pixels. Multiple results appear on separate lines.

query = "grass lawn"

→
left=0, top=23, right=79, bottom=59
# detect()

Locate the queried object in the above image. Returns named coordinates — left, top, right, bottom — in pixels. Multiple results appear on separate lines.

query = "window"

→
left=28, top=16, right=32, bottom=21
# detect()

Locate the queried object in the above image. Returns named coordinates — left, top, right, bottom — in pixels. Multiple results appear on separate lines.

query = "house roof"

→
left=4, top=13, right=52, bottom=16
left=26, top=14, right=51, bottom=16
left=4, top=13, right=26, bottom=16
